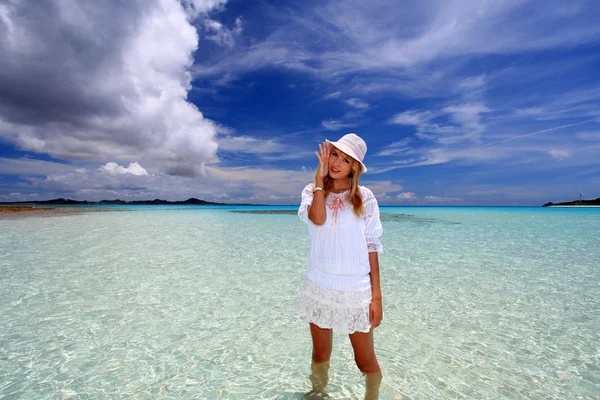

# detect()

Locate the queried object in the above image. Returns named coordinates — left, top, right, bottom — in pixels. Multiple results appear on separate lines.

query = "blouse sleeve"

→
left=298, top=183, right=314, bottom=224
left=362, top=188, right=383, bottom=253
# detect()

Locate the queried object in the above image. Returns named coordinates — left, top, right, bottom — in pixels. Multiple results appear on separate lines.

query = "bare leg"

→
left=349, top=330, right=382, bottom=399
left=308, top=323, right=332, bottom=395
left=310, top=323, right=333, bottom=363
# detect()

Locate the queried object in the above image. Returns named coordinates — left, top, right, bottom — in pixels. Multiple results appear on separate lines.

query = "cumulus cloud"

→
left=100, top=162, right=149, bottom=176
left=0, top=0, right=228, bottom=177
left=397, top=192, right=417, bottom=200
left=180, top=0, right=228, bottom=19
left=0, top=156, right=319, bottom=204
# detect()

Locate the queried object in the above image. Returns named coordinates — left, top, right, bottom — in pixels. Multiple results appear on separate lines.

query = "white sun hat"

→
left=326, top=133, right=368, bottom=173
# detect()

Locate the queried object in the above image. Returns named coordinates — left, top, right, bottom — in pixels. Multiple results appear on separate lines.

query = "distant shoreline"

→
left=542, top=198, right=600, bottom=207
left=0, top=197, right=254, bottom=206
left=546, top=205, right=600, bottom=208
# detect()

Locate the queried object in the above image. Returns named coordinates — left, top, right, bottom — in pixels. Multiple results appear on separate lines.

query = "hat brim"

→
left=325, top=139, right=367, bottom=173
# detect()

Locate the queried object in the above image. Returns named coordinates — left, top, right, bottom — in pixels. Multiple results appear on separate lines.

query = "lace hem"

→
left=365, top=235, right=384, bottom=253
left=296, top=279, right=372, bottom=334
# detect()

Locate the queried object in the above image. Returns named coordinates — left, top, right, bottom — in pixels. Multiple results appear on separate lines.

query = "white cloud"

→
left=440, top=103, right=490, bottom=143
left=201, top=16, right=243, bottom=47
left=376, top=138, right=415, bottom=156
left=0, top=156, right=317, bottom=204
left=424, top=195, right=464, bottom=203
left=515, top=107, right=545, bottom=117
left=373, top=192, right=392, bottom=202
left=8, top=192, right=38, bottom=197
left=325, top=91, right=342, bottom=99
left=100, top=162, right=149, bottom=176
left=457, top=75, right=487, bottom=93
left=511, top=86, right=600, bottom=121
left=191, top=0, right=600, bottom=94
left=396, top=192, right=417, bottom=200
left=390, top=103, right=490, bottom=144
left=390, top=110, right=434, bottom=126
left=0, top=0, right=228, bottom=177
left=216, top=135, right=312, bottom=161
left=180, top=0, right=228, bottom=19
left=360, top=180, right=403, bottom=195
left=576, top=131, right=600, bottom=141
left=316, top=1, right=600, bottom=68
left=548, top=149, right=570, bottom=161
left=218, top=135, right=285, bottom=154
left=322, top=120, right=356, bottom=131
left=346, top=98, right=369, bottom=109
left=261, top=152, right=313, bottom=161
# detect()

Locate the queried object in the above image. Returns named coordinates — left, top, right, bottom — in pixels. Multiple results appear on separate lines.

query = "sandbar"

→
left=0, top=205, right=118, bottom=219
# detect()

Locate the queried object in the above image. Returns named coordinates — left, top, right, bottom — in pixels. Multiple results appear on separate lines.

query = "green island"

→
left=542, top=198, right=600, bottom=207
left=0, top=198, right=252, bottom=206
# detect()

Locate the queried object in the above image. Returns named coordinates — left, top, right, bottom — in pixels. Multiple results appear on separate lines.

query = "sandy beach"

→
left=0, top=206, right=118, bottom=219
left=0, top=206, right=57, bottom=213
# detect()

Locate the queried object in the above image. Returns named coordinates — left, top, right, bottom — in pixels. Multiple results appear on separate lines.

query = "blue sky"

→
left=0, top=0, right=599, bottom=205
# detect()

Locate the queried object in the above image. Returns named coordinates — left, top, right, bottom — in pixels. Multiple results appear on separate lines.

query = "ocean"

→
left=1, top=206, right=599, bottom=399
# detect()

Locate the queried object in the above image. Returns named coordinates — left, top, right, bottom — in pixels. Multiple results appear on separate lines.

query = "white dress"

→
left=296, top=183, right=383, bottom=334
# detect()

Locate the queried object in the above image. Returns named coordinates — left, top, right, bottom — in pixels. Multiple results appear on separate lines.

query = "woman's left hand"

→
left=369, top=298, right=383, bottom=330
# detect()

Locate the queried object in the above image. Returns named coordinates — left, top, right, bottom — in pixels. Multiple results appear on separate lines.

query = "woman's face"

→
left=329, top=146, right=354, bottom=179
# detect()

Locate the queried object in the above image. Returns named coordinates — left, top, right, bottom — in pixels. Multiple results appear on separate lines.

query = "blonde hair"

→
left=314, top=159, right=364, bottom=217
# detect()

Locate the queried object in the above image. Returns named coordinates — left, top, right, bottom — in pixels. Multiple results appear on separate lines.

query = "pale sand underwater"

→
left=1, top=206, right=599, bottom=399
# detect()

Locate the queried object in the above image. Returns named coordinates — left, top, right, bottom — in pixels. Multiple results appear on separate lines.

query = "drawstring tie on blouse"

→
left=328, top=197, right=345, bottom=232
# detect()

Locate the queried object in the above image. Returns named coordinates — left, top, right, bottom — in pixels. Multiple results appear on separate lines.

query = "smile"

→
left=330, top=167, right=340, bottom=173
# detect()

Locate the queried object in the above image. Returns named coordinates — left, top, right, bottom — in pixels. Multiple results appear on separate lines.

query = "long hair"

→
left=314, top=159, right=364, bottom=217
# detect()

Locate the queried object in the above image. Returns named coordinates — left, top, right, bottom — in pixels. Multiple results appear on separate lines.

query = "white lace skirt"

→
left=296, top=278, right=372, bottom=334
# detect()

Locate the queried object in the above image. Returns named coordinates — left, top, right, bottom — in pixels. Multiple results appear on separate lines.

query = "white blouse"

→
left=298, top=183, right=383, bottom=292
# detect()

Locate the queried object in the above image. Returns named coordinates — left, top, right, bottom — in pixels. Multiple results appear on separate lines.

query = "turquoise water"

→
left=1, top=206, right=599, bottom=399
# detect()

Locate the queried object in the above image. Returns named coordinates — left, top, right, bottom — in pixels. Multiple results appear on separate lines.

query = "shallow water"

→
left=1, top=206, right=599, bottom=399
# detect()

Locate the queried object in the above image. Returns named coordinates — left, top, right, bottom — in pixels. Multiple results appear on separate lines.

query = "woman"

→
left=297, top=133, right=384, bottom=399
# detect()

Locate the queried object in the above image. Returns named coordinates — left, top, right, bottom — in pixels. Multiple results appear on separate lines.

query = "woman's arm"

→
left=308, top=142, right=329, bottom=225
left=308, top=176, right=326, bottom=225
left=369, top=251, right=383, bottom=329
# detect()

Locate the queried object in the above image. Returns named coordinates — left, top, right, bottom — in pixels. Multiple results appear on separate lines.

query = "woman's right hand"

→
left=315, top=142, right=330, bottom=179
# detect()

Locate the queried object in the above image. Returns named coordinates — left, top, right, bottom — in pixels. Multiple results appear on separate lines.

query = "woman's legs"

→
left=349, top=330, right=379, bottom=373
left=310, top=323, right=333, bottom=363
left=349, top=330, right=382, bottom=399
left=309, top=323, right=332, bottom=394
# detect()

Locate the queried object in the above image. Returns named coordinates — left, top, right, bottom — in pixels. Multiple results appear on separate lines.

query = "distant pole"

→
left=580, top=192, right=582, bottom=205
